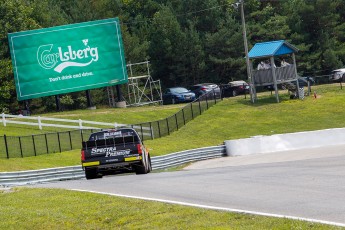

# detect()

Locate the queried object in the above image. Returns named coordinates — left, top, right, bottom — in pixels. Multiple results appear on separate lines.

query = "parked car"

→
left=330, top=68, right=345, bottom=82
left=162, top=87, right=196, bottom=105
left=221, top=80, right=249, bottom=97
left=265, top=77, right=315, bottom=91
left=297, top=76, right=315, bottom=87
left=189, top=83, right=221, bottom=99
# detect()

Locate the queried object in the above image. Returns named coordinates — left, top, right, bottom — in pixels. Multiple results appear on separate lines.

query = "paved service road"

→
left=33, top=144, right=345, bottom=226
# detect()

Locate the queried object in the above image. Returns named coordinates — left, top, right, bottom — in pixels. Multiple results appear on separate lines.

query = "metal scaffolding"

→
left=125, top=61, right=162, bottom=106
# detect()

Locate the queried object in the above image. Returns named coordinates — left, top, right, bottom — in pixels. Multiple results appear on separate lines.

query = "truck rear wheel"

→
left=134, top=163, right=147, bottom=174
left=134, top=153, right=151, bottom=174
left=85, top=168, right=98, bottom=180
left=147, top=155, right=152, bottom=173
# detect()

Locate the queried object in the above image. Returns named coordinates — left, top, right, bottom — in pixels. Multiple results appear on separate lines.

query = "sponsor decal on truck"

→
left=91, top=147, right=131, bottom=157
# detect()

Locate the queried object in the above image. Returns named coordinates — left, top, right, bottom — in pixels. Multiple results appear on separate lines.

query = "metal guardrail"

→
left=0, top=145, right=226, bottom=187
left=151, top=145, right=226, bottom=170
left=0, top=166, right=85, bottom=187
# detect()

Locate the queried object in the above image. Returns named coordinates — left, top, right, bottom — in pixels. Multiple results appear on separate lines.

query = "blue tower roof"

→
left=248, top=40, right=299, bottom=59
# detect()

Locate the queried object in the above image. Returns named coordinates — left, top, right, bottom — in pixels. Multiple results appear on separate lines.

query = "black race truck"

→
left=81, top=128, right=152, bottom=179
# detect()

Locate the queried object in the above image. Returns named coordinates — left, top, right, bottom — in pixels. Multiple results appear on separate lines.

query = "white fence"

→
left=1, top=113, right=152, bottom=137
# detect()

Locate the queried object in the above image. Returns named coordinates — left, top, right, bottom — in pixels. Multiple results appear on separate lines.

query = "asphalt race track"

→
left=32, top=144, right=345, bottom=226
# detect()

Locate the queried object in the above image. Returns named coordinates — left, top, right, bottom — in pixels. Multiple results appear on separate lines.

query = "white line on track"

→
left=71, top=189, right=345, bottom=227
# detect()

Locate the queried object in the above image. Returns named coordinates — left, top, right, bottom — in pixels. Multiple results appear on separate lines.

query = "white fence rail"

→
left=1, top=113, right=152, bottom=137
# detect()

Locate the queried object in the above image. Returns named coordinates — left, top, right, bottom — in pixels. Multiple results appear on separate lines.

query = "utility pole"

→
left=235, top=0, right=254, bottom=103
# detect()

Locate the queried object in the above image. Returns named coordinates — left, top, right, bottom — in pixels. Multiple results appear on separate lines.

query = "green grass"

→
left=0, top=187, right=341, bottom=230
left=1, top=84, right=345, bottom=171
left=0, top=150, right=80, bottom=172
left=145, top=83, right=345, bottom=155
left=1, top=84, right=345, bottom=229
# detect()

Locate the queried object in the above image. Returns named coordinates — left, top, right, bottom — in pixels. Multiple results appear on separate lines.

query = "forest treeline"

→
left=1, top=0, right=345, bottom=113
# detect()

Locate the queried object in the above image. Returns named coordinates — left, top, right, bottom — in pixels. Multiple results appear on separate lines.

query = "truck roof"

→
left=88, top=128, right=140, bottom=141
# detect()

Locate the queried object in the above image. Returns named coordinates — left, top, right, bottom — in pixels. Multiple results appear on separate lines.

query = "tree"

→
left=148, top=5, right=187, bottom=87
left=0, top=59, right=16, bottom=113
left=122, top=27, right=150, bottom=63
left=3, top=0, right=345, bottom=112
left=53, top=0, right=124, bottom=23
left=0, top=0, right=40, bottom=113
left=204, top=15, right=244, bottom=83
left=183, top=23, right=205, bottom=85
left=0, top=0, right=40, bottom=58
left=283, top=0, right=345, bottom=74
left=248, top=3, right=291, bottom=43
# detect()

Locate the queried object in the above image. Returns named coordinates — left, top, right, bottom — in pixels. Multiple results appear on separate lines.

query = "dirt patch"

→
left=0, top=187, right=15, bottom=193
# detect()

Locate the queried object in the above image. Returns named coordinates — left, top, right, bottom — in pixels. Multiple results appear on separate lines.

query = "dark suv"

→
left=190, top=83, right=221, bottom=99
left=221, top=80, right=249, bottom=97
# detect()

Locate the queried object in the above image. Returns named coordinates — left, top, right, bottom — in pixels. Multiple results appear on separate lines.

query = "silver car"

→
left=190, top=83, right=221, bottom=99
left=330, top=68, right=345, bottom=82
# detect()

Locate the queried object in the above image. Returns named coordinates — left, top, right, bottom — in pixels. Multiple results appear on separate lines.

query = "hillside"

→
left=1, top=83, right=344, bottom=171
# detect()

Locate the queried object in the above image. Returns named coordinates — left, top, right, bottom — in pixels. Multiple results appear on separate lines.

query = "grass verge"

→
left=1, top=84, right=344, bottom=229
left=0, top=187, right=341, bottom=230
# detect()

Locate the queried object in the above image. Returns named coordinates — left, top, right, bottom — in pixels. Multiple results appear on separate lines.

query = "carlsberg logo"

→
left=37, top=39, right=99, bottom=73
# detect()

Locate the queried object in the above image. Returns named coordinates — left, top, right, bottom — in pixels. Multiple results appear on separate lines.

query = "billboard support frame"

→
left=124, top=61, right=162, bottom=107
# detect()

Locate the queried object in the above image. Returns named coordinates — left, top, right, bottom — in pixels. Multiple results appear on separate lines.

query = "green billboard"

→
left=8, top=18, right=128, bottom=101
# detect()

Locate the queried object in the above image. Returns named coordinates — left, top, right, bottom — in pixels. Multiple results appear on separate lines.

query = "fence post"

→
left=182, top=108, right=186, bottom=125
left=2, top=113, right=6, bottom=127
left=19, top=137, right=23, bottom=158
left=32, top=135, right=37, bottom=156
left=45, top=134, right=49, bottom=154
left=80, top=130, right=84, bottom=142
left=166, top=118, right=170, bottom=135
left=149, top=122, right=154, bottom=140
left=198, top=100, right=202, bottom=115
left=38, top=116, right=42, bottom=130
left=157, top=121, right=161, bottom=138
left=175, top=114, right=178, bottom=131
left=79, top=119, right=83, bottom=129
left=57, top=132, right=61, bottom=152
left=4, top=135, right=9, bottom=159
left=243, top=83, right=247, bottom=99
left=191, top=103, right=194, bottom=119
left=68, top=131, right=73, bottom=150
left=205, top=94, right=209, bottom=109
left=140, top=124, right=144, bottom=141
left=213, top=89, right=217, bottom=104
